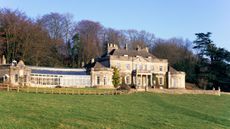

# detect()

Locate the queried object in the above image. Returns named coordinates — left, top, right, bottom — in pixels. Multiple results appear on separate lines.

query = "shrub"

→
left=117, top=84, right=131, bottom=91
left=55, top=85, right=62, bottom=88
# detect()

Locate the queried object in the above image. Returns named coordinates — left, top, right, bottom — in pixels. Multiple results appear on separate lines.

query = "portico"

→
left=132, top=70, right=153, bottom=88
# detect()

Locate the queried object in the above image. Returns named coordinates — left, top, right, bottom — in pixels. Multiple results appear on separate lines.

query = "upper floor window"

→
left=117, top=63, right=120, bottom=68
left=159, top=66, right=163, bottom=72
left=145, top=65, right=147, bottom=70
left=139, top=64, right=143, bottom=70
left=126, top=64, right=130, bottom=70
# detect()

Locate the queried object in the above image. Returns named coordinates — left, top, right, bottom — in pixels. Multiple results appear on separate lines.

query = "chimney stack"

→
left=136, top=45, right=141, bottom=51
left=124, top=44, right=128, bottom=50
left=143, top=47, right=149, bottom=53
left=106, top=43, right=118, bottom=54
left=81, top=62, right=85, bottom=68
left=91, top=58, right=95, bottom=63
left=2, top=55, right=6, bottom=64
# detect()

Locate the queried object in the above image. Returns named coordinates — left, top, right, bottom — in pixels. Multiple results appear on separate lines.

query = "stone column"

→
left=168, top=72, right=171, bottom=88
left=150, top=75, right=153, bottom=87
left=140, top=74, right=143, bottom=88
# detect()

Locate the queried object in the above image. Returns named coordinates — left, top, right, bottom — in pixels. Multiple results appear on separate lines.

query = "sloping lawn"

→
left=0, top=92, right=229, bottom=129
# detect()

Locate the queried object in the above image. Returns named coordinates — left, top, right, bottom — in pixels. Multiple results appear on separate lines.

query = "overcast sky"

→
left=1, top=0, right=230, bottom=50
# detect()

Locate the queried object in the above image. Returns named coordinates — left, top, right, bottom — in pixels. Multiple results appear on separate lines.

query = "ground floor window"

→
left=15, top=74, right=18, bottom=82
left=104, top=76, right=106, bottom=85
left=173, top=78, right=178, bottom=88
left=159, top=77, right=163, bottom=85
left=0, top=77, right=3, bottom=83
left=126, top=76, right=130, bottom=84
left=24, top=75, right=27, bottom=82
left=97, top=76, right=100, bottom=85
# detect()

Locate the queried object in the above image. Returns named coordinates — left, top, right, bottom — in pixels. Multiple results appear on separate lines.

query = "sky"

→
left=0, top=0, right=230, bottom=50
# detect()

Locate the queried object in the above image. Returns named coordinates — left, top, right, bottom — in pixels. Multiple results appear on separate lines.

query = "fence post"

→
left=7, top=85, right=9, bottom=92
left=218, top=87, right=221, bottom=96
left=65, top=88, right=67, bottom=95
left=17, top=87, right=19, bottom=93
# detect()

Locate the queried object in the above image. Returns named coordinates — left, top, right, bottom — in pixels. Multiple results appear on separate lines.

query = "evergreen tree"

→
left=193, top=32, right=230, bottom=91
left=112, top=67, right=120, bottom=88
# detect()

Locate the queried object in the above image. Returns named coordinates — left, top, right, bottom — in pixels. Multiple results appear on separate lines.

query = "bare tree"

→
left=125, top=30, right=155, bottom=49
left=37, top=12, right=75, bottom=42
left=0, top=8, right=29, bottom=62
left=74, top=20, right=103, bottom=64
left=150, top=38, right=197, bottom=82
left=0, top=8, right=64, bottom=66
left=102, top=28, right=127, bottom=47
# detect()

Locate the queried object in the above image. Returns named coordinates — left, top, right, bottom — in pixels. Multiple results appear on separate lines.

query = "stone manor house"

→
left=0, top=43, right=185, bottom=89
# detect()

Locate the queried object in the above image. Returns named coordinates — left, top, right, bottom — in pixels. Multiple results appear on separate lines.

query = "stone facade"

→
left=168, top=67, right=186, bottom=89
left=0, top=60, right=31, bottom=86
left=86, top=43, right=186, bottom=89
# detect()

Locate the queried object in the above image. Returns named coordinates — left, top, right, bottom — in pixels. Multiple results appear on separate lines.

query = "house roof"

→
left=93, top=62, right=106, bottom=68
left=84, top=61, right=106, bottom=70
left=30, top=67, right=88, bottom=76
left=109, top=49, right=157, bottom=58
left=31, top=69, right=88, bottom=75
left=169, top=66, right=179, bottom=74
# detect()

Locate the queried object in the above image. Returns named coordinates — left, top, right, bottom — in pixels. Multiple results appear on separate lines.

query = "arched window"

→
left=174, top=78, right=178, bottom=88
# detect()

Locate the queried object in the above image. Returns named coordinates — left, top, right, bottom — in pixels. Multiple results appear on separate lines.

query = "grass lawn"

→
left=0, top=92, right=229, bottom=129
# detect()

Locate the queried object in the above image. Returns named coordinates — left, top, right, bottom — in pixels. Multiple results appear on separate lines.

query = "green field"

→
left=0, top=92, right=229, bottom=129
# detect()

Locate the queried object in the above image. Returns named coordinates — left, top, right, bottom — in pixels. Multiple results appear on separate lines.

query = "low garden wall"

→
left=147, top=88, right=221, bottom=96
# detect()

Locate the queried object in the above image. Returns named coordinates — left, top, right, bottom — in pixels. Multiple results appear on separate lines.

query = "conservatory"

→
left=29, top=67, right=91, bottom=88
